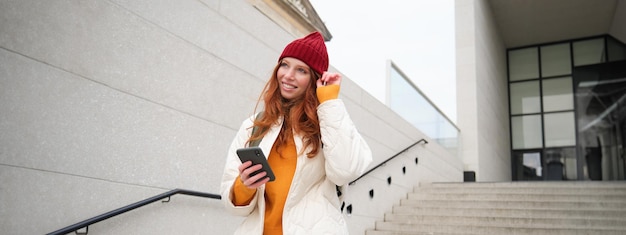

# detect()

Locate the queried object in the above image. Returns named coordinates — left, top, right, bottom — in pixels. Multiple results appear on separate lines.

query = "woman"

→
left=220, top=31, right=372, bottom=235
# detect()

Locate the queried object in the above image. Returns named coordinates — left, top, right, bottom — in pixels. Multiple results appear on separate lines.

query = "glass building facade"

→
left=508, top=35, right=626, bottom=181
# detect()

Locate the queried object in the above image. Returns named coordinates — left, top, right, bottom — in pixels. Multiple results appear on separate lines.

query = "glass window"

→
left=523, top=152, right=542, bottom=177
left=509, top=47, right=539, bottom=81
left=583, top=145, right=603, bottom=180
left=560, top=147, right=578, bottom=180
left=510, top=81, right=540, bottom=115
left=541, top=43, right=571, bottom=77
left=512, top=115, right=543, bottom=149
left=607, top=36, right=626, bottom=62
left=542, top=77, right=573, bottom=112
left=544, top=148, right=564, bottom=180
left=544, top=112, right=576, bottom=147
left=573, top=38, right=605, bottom=66
left=514, top=151, right=543, bottom=180
left=544, top=147, right=577, bottom=180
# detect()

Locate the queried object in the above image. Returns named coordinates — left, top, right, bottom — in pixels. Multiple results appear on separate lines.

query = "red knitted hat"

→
left=279, top=31, right=329, bottom=75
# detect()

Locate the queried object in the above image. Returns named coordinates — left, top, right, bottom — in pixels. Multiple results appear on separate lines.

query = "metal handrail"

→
left=47, top=189, right=221, bottom=235
left=48, top=139, right=427, bottom=234
left=349, top=138, right=428, bottom=185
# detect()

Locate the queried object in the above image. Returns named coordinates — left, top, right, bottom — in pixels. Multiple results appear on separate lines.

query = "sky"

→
left=309, top=0, right=457, bottom=123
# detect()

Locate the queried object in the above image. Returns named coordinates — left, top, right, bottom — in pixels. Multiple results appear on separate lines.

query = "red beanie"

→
left=279, top=31, right=329, bottom=75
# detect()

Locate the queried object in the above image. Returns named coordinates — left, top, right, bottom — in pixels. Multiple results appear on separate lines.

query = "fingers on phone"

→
left=249, top=173, right=270, bottom=188
left=238, top=161, right=252, bottom=172
left=241, top=163, right=269, bottom=188
left=239, top=161, right=260, bottom=175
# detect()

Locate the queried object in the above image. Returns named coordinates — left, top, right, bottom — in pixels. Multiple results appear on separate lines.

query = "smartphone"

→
left=236, top=147, right=276, bottom=182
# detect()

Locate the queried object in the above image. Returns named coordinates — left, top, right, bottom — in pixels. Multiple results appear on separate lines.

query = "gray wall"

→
left=610, top=0, right=626, bottom=43
left=455, top=0, right=511, bottom=182
left=0, top=0, right=463, bottom=234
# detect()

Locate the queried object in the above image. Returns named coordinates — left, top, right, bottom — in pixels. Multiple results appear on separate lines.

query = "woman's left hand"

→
left=317, top=72, right=342, bottom=87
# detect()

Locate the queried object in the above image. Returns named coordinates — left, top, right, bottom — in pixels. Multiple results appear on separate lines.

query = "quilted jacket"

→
left=220, top=99, right=372, bottom=234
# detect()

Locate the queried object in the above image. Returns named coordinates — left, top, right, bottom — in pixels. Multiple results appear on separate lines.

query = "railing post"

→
left=349, top=139, right=428, bottom=185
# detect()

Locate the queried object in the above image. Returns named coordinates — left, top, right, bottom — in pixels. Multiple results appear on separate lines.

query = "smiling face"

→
left=277, top=57, right=313, bottom=100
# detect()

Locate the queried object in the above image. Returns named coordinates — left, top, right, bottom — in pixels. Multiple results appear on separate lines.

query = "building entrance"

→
left=509, top=35, right=626, bottom=181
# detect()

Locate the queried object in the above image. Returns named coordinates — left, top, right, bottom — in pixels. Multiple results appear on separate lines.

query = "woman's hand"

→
left=317, top=72, right=342, bottom=87
left=238, top=161, right=270, bottom=189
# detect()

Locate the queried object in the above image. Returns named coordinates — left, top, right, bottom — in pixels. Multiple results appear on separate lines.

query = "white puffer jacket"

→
left=220, top=99, right=372, bottom=235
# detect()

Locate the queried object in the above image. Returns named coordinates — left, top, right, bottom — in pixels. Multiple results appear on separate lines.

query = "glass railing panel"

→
left=387, top=61, right=460, bottom=157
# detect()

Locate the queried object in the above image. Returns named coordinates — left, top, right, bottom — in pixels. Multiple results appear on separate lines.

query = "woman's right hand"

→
left=317, top=71, right=342, bottom=87
left=238, top=161, right=270, bottom=189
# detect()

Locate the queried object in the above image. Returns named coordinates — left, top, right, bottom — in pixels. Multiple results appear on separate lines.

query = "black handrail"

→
left=49, top=139, right=427, bottom=234
left=349, top=138, right=428, bottom=185
left=47, top=189, right=221, bottom=235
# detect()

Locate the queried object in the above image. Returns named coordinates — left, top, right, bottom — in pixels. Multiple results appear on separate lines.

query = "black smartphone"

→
left=236, top=147, right=276, bottom=182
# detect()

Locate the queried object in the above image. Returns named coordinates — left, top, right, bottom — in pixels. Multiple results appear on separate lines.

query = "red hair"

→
left=248, top=62, right=322, bottom=158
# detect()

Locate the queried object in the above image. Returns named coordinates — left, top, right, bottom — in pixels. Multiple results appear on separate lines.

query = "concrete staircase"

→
left=366, top=182, right=626, bottom=235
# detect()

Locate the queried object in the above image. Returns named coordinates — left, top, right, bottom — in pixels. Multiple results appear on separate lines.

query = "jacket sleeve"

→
left=220, top=116, right=259, bottom=216
left=318, top=99, right=373, bottom=186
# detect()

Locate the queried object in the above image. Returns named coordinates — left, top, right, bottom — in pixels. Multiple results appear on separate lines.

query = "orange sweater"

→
left=231, top=85, right=339, bottom=234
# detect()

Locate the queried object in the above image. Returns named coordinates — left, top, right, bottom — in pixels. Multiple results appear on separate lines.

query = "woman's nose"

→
left=285, top=69, right=296, bottom=79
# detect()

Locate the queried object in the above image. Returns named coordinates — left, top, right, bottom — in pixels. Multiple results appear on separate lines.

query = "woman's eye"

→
left=280, top=62, right=288, bottom=68
left=297, top=68, right=307, bottom=74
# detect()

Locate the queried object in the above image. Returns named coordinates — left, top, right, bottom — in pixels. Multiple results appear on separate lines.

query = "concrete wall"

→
left=0, top=0, right=463, bottom=234
left=455, top=0, right=479, bottom=178
left=455, top=0, right=511, bottom=182
left=472, top=0, right=511, bottom=181
left=610, top=0, right=626, bottom=43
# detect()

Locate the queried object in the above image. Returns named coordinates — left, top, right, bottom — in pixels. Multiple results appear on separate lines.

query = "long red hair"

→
left=248, top=61, right=322, bottom=158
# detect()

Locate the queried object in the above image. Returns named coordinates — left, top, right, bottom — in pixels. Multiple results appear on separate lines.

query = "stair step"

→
left=421, top=182, right=626, bottom=189
left=407, top=192, right=626, bottom=202
left=366, top=231, right=458, bottom=235
left=372, top=222, right=626, bottom=235
left=381, top=214, right=626, bottom=228
left=391, top=206, right=626, bottom=219
left=370, top=182, right=626, bottom=234
left=415, top=186, right=626, bottom=195
left=399, top=198, right=626, bottom=210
